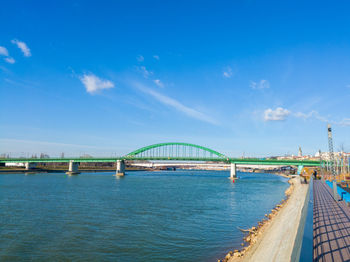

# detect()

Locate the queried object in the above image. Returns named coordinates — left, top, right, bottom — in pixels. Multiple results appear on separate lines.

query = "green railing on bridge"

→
left=0, top=157, right=320, bottom=166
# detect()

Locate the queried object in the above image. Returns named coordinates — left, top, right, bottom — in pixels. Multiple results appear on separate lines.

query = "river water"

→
left=0, top=170, right=288, bottom=261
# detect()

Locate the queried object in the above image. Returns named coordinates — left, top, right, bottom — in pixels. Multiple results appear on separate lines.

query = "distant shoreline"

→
left=0, top=167, right=145, bottom=174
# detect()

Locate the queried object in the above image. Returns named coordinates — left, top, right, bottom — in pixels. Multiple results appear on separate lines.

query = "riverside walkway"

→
left=313, top=180, right=350, bottom=261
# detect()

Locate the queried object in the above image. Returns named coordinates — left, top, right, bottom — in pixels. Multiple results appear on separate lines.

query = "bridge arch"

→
left=124, top=142, right=229, bottom=161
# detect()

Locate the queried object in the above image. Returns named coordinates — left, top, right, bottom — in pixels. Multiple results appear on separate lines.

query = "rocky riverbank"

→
left=220, top=176, right=308, bottom=262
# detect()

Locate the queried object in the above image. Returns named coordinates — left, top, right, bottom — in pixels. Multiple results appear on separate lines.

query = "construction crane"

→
left=327, top=124, right=338, bottom=200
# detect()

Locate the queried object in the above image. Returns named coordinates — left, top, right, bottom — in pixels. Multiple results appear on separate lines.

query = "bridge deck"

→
left=313, top=180, right=350, bottom=261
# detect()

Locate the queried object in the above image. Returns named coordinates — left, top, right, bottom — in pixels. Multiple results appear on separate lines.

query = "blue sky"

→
left=0, top=0, right=350, bottom=157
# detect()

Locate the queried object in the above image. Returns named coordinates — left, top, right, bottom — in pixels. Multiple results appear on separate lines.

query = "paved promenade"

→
left=229, top=178, right=308, bottom=262
left=313, top=180, right=350, bottom=261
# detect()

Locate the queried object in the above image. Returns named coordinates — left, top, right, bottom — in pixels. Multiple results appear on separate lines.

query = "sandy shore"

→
left=222, top=176, right=309, bottom=262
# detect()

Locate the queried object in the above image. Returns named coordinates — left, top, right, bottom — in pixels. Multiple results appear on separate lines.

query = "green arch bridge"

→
left=0, top=142, right=320, bottom=176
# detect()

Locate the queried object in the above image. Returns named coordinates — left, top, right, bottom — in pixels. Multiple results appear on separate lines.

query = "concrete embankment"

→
left=224, top=177, right=309, bottom=262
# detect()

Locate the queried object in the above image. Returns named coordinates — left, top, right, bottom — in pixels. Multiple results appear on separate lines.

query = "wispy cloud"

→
left=0, top=46, right=9, bottom=56
left=136, top=55, right=144, bottom=62
left=79, top=73, right=114, bottom=94
left=153, top=55, right=160, bottom=60
left=263, top=107, right=350, bottom=126
left=0, top=138, right=117, bottom=156
left=223, top=66, right=233, bottom=78
left=250, top=79, right=270, bottom=89
left=294, top=110, right=328, bottom=122
left=11, top=39, right=31, bottom=57
left=0, top=66, right=11, bottom=73
left=133, top=82, right=219, bottom=125
left=294, top=110, right=350, bottom=126
left=4, top=57, right=15, bottom=64
left=338, top=118, right=350, bottom=126
left=264, top=107, right=290, bottom=121
left=153, top=79, right=164, bottom=88
left=0, top=46, right=15, bottom=64
left=0, top=138, right=106, bottom=149
left=136, top=66, right=153, bottom=78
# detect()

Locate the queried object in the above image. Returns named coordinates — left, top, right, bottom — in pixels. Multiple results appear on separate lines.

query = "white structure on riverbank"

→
left=5, top=163, right=25, bottom=167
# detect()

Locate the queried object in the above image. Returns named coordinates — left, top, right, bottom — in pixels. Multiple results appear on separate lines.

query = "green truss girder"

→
left=0, top=157, right=320, bottom=166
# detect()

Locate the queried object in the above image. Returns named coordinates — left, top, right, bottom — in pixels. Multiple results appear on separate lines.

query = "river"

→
left=0, top=170, right=289, bottom=261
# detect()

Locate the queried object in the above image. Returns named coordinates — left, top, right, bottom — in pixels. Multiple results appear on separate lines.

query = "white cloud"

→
left=134, top=82, right=218, bottom=125
left=11, top=39, right=31, bottom=57
left=153, top=55, right=160, bottom=60
left=137, top=66, right=153, bottom=78
left=153, top=79, right=164, bottom=88
left=223, top=66, right=233, bottom=78
left=264, top=107, right=290, bottom=121
left=0, top=46, right=9, bottom=56
left=136, top=55, right=144, bottom=62
left=250, top=79, right=270, bottom=89
left=79, top=73, right=114, bottom=94
left=4, top=57, right=15, bottom=64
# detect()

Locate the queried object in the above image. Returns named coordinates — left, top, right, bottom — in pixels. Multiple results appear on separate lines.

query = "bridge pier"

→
left=116, top=160, right=125, bottom=176
left=230, top=163, right=237, bottom=179
left=66, top=160, right=80, bottom=175
left=25, top=162, right=37, bottom=170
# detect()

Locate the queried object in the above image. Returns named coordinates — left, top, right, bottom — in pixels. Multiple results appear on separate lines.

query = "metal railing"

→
left=291, top=178, right=313, bottom=262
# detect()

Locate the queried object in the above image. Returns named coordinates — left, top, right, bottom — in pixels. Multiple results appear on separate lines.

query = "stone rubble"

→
left=219, top=177, right=295, bottom=262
